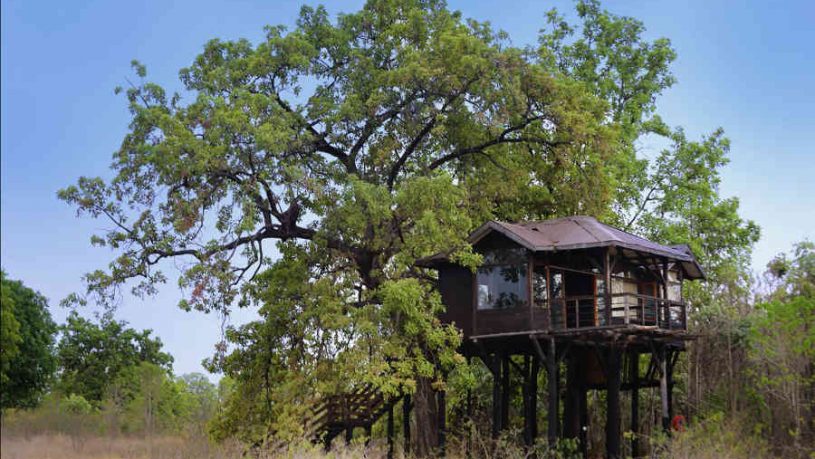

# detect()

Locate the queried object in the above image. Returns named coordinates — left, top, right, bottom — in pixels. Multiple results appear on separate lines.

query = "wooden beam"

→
left=492, top=355, right=501, bottom=439
left=563, top=350, right=580, bottom=441
left=387, top=404, right=394, bottom=459
left=501, top=354, right=510, bottom=431
left=605, top=248, right=613, bottom=326
left=437, top=390, right=446, bottom=457
left=547, top=338, right=559, bottom=445
left=660, top=346, right=670, bottom=432
left=630, top=351, right=640, bottom=457
left=403, top=395, right=411, bottom=455
left=606, top=348, right=622, bottom=459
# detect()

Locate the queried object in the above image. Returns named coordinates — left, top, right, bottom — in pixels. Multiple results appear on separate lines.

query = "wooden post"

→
left=579, top=385, right=588, bottom=459
left=606, top=348, right=621, bottom=459
left=531, top=354, right=540, bottom=443
left=492, top=356, right=501, bottom=438
left=662, top=259, right=669, bottom=329
left=630, top=351, right=640, bottom=457
left=660, top=347, right=670, bottom=432
left=403, top=395, right=411, bottom=455
left=345, top=425, right=353, bottom=445
left=387, top=404, right=395, bottom=459
left=438, top=390, right=446, bottom=457
left=523, top=355, right=532, bottom=447
left=605, top=248, right=613, bottom=326
left=547, top=338, right=559, bottom=445
left=667, top=349, right=675, bottom=423
left=501, top=354, right=510, bottom=431
left=564, top=351, right=580, bottom=440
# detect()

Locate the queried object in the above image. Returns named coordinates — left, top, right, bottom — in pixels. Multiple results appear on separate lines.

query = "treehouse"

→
left=424, top=215, right=703, bottom=339
left=420, top=216, right=704, bottom=458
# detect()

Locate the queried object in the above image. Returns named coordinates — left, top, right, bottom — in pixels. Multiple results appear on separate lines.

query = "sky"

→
left=2, top=0, right=814, bottom=378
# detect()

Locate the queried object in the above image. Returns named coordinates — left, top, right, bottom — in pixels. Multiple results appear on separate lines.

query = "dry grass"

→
left=0, top=432, right=395, bottom=459
left=0, top=433, right=244, bottom=459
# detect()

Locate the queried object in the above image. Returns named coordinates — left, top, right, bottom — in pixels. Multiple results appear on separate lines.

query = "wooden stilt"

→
left=579, top=386, right=588, bottom=459
left=606, top=348, right=621, bottom=459
left=501, top=353, right=510, bottom=431
left=492, top=355, right=501, bottom=438
left=531, top=355, right=540, bottom=443
left=523, top=355, right=532, bottom=447
left=547, top=338, right=559, bottom=446
left=630, top=351, right=640, bottom=458
left=667, top=349, right=675, bottom=423
left=403, top=395, right=411, bottom=455
left=438, top=390, right=446, bottom=457
left=564, top=351, right=580, bottom=440
left=660, top=347, right=670, bottom=432
left=387, top=404, right=394, bottom=459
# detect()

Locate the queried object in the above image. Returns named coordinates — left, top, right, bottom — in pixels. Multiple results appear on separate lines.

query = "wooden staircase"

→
left=248, top=385, right=403, bottom=456
left=312, top=385, right=400, bottom=448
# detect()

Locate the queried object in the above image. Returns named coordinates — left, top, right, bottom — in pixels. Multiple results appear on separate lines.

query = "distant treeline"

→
left=1, top=271, right=229, bottom=438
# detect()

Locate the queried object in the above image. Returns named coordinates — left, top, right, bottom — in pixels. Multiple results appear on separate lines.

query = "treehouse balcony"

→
left=421, top=216, right=704, bottom=342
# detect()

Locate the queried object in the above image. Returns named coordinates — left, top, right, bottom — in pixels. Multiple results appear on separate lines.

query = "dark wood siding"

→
left=438, top=265, right=473, bottom=337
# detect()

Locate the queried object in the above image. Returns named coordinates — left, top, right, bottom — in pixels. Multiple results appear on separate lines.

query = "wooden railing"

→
left=609, top=293, right=686, bottom=330
left=549, top=293, right=686, bottom=331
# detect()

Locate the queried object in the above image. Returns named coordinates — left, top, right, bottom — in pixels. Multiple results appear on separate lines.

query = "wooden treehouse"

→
left=312, top=216, right=702, bottom=459
left=421, top=215, right=704, bottom=458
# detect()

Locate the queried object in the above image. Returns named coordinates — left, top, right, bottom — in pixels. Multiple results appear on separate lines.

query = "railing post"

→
left=624, top=296, right=629, bottom=325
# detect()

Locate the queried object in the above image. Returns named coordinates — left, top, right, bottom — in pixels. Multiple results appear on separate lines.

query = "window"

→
left=476, top=250, right=528, bottom=310
left=533, top=270, right=548, bottom=307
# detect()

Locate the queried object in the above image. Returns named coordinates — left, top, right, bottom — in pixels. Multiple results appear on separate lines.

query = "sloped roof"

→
left=422, top=216, right=705, bottom=279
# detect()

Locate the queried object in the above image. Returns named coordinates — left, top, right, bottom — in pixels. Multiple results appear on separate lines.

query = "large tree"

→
left=0, top=273, right=57, bottom=411
left=60, top=0, right=616, bottom=451
left=60, top=0, right=759, bottom=453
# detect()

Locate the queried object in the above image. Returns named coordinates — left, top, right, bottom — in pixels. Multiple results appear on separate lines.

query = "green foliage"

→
left=62, top=393, right=94, bottom=415
left=0, top=273, right=57, bottom=411
left=56, top=312, right=173, bottom=404
left=0, top=271, right=23, bottom=390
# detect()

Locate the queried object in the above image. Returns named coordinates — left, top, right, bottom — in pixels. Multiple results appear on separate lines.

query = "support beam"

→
left=630, top=351, right=640, bottom=458
left=531, top=355, right=540, bottom=443
left=387, top=404, right=394, bottom=459
left=403, top=395, right=411, bottom=455
left=492, top=356, right=501, bottom=439
left=501, top=354, right=510, bottom=431
left=667, top=349, right=675, bottom=423
left=522, top=356, right=532, bottom=447
left=579, top=385, right=588, bottom=459
left=547, top=338, right=559, bottom=445
left=563, top=351, right=581, bottom=441
left=606, top=348, right=622, bottom=459
left=604, top=248, right=613, bottom=326
left=437, top=390, right=446, bottom=457
left=660, top=347, right=670, bottom=432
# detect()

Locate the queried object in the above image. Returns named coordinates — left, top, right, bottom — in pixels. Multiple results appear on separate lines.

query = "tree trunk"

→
left=413, top=377, right=439, bottom=457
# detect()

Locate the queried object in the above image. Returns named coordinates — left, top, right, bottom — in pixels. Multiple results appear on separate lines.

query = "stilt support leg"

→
left=547, top=338, right=559, bottom=446
left=606, top=348, right=621, bottom=459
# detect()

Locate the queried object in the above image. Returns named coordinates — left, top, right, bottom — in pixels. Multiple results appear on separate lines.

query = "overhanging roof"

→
left=422, top=216, right=705, bottom=279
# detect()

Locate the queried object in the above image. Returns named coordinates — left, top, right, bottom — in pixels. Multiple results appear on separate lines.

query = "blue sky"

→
left=2, top=0, right=813, bottom=377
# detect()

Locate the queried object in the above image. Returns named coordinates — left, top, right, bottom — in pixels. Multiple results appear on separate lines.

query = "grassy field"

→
left=0, top=433, right=394, bottom=459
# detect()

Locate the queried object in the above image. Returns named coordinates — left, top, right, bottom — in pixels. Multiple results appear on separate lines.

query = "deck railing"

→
left=550, top=293, right=686, bottom=331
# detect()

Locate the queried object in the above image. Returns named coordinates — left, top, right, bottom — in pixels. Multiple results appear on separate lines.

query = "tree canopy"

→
left=0, top=272, right=57, bottom=411
left=57, top=312, right=173, bottom=404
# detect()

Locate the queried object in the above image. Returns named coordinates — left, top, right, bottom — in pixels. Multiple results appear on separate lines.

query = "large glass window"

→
left=476, top=249, right=528, bottom=310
